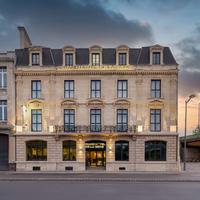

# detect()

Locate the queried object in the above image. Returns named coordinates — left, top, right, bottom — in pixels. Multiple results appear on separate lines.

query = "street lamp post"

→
left=184, top=94, right=196, bottom=171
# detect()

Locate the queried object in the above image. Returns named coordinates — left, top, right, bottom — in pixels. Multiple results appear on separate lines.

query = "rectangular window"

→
left=64, top=109, right=75, bottom=132
left=152, top=52, right=161, bottom=65
left=117, top=80, right=128, bottom=98
left=32, top=53, right=40, bottom=65
left=65, top=53, right=73, bottom=66
left=150, top=109, right=161, bottom=132
left=90, top=109, right=101, bottom=132
left=0, top=100, right=7, bottom=121
left=92, top=53, right=100, bottom=66
left=91, top=80, right=101, bottom=98
left=64, top=80, right=74, bottom=98
left=117, top=109, right=128, bottom=132
left=151, top=80, right=161, bottom=98
left=31, top=80, right=41, bottom=99
left=31, top=109, right=42, bottom=132
left=119, top=53, right=127, bottom=65
left=0, top=67, right=7, bottom=89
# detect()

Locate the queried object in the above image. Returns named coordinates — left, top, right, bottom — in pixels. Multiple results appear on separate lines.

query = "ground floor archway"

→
left=85, top=140, right=106, bottom=169
left=0, top=134, right=9, bottom=170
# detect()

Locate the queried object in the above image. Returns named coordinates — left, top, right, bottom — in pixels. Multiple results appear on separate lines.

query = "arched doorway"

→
left=85, top=141, right=106, bottom=169
left=0, top=134, right=9, bottom=170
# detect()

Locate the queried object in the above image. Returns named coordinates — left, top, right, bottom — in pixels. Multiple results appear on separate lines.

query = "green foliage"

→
left=193, top=125, right=200, bottom=135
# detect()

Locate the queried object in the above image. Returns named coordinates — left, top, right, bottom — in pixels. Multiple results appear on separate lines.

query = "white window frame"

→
left=0, top=67, right=7, bottom=89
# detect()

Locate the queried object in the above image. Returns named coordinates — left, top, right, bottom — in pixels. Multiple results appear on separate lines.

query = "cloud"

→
left=0, top=0, right=154, bottom=51
left=176, top=25, right=200, bottom=97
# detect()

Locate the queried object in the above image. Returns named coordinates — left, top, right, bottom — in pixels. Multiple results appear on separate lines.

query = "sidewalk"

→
left=0, top=162, right=199, bottom=182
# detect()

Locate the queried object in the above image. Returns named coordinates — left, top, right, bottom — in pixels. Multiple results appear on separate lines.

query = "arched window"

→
left=115, top=141, right=129, bottom=161
left=145, top=141, right=166, bottom=161
left=63, top=140, right=76, bottom=161
left=26, top=140, right=47, bottom=161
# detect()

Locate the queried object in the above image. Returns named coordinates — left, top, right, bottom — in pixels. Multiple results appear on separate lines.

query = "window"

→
left=31, top=109, right=42, bottom=132
left=117, top=80, right=128, bottom=98
left=91, top=80, right=101, bottom=98
left=145, top=141, right=166, bottom=161
left=0, top=67, right=7, bottom=89
left=65, top=53, right=73, bottom=66
left=64, top=80, right=74, bottom=98
left=31, top=80, right=41, bottom=98
left=119, top=53, right=127, bottom=65
left=0, top=100, right=7, bottom=121
left=26, top=140, right=47, bottom=161
left=92, top=53, right=100, bottom=66
left=63, top=140, right=76, bottom=161
left=117, top=109, right=128, bottom=132
left=90, top=109, right=101, bottom=132
left=152, top=52, right=161, bottom=65
left=115, top=141, right=129, bottom=161
left=150, top=109, right=161, bottom=132
left=64, top=109, right=75, bottom=132
left=32, top=53, right=40, bottom=65
left=151, top=80, right=161, bottom=98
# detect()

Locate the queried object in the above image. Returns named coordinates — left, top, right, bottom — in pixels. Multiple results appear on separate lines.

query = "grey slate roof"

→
left=15, top=46, right=178, bottom=66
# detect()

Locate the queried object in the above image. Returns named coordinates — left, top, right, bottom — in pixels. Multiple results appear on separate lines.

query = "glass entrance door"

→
left=85, top=141, right=106, bottom=168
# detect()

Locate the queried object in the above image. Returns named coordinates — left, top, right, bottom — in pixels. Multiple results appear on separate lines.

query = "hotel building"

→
left=1, top=27, right=180, bottom=172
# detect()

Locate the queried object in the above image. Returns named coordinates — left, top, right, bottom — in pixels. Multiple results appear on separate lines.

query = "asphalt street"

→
left=0, top=181, right=199, bottom=200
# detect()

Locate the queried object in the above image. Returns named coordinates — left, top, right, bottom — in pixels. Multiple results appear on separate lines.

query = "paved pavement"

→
left=0, top=162, right=199, bottom=182
left=0, top=181, right=199, bottom=200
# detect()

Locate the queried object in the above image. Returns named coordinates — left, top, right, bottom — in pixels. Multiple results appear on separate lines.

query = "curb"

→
left=0, top=178, right=200, bottom=182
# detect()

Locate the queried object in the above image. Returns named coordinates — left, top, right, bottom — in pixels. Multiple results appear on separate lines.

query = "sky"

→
left=0, top=0, right=200, bottom=134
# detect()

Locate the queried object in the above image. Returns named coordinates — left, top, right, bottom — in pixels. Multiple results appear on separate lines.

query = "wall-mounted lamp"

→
left=137, top=125, right=143, bottom=133
left=16, top=125, right=23, bottom=132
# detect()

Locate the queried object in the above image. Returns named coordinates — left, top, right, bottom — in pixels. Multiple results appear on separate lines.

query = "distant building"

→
left=0, top=27, right=180, bottom=172
left=0, top=51, right=15, bottom=170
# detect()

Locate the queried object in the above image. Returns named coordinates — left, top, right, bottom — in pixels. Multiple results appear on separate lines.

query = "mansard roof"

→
left=15, top=46, right=177, bottom=66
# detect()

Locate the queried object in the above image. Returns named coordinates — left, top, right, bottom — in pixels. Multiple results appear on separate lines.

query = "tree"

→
left=193, top=125, right=200, bottom=135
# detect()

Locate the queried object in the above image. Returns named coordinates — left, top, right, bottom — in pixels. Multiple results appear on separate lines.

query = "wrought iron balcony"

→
left=54, top=125, right=136, bottom=134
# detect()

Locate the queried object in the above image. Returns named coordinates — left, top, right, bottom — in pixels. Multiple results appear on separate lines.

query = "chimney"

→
left=17, top=26, right=32, bottom=48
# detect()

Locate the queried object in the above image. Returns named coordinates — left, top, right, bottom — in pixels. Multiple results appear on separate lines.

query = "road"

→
left=0, top=181, right=199, bottom=200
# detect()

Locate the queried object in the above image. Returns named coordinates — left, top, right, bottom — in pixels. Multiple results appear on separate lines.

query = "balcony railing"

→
left=55, top=125, right=136, bottom=134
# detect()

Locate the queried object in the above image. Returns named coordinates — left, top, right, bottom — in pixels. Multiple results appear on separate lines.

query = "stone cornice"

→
left=15, top=68, right=178, bottom=76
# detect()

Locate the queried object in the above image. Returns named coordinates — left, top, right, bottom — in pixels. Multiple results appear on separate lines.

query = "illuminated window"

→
left=26, top=140, right=47, bottom=161
left=92, top=53, right=100, bottom=66
left=63, top=140, right=76, bottom=161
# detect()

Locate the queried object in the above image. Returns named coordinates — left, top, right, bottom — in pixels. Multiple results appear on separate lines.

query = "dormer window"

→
left=150, top=45, right=163, bottom=65
left=65, top=53, right=73, bottom=66
left=119, top=53, right=127, bottom=65
left=32, top=53, right=40, bottom=65
left=92, top=53, right=100, bottom=66
left=116, top=45, right=129, bottom=65
left=152, top=52, right=161, bottom=65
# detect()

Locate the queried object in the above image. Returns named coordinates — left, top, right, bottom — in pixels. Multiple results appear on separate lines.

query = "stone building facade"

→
left=0, top=51, right=15, bottom=170
left=12, top=27, right=180, bottom=172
